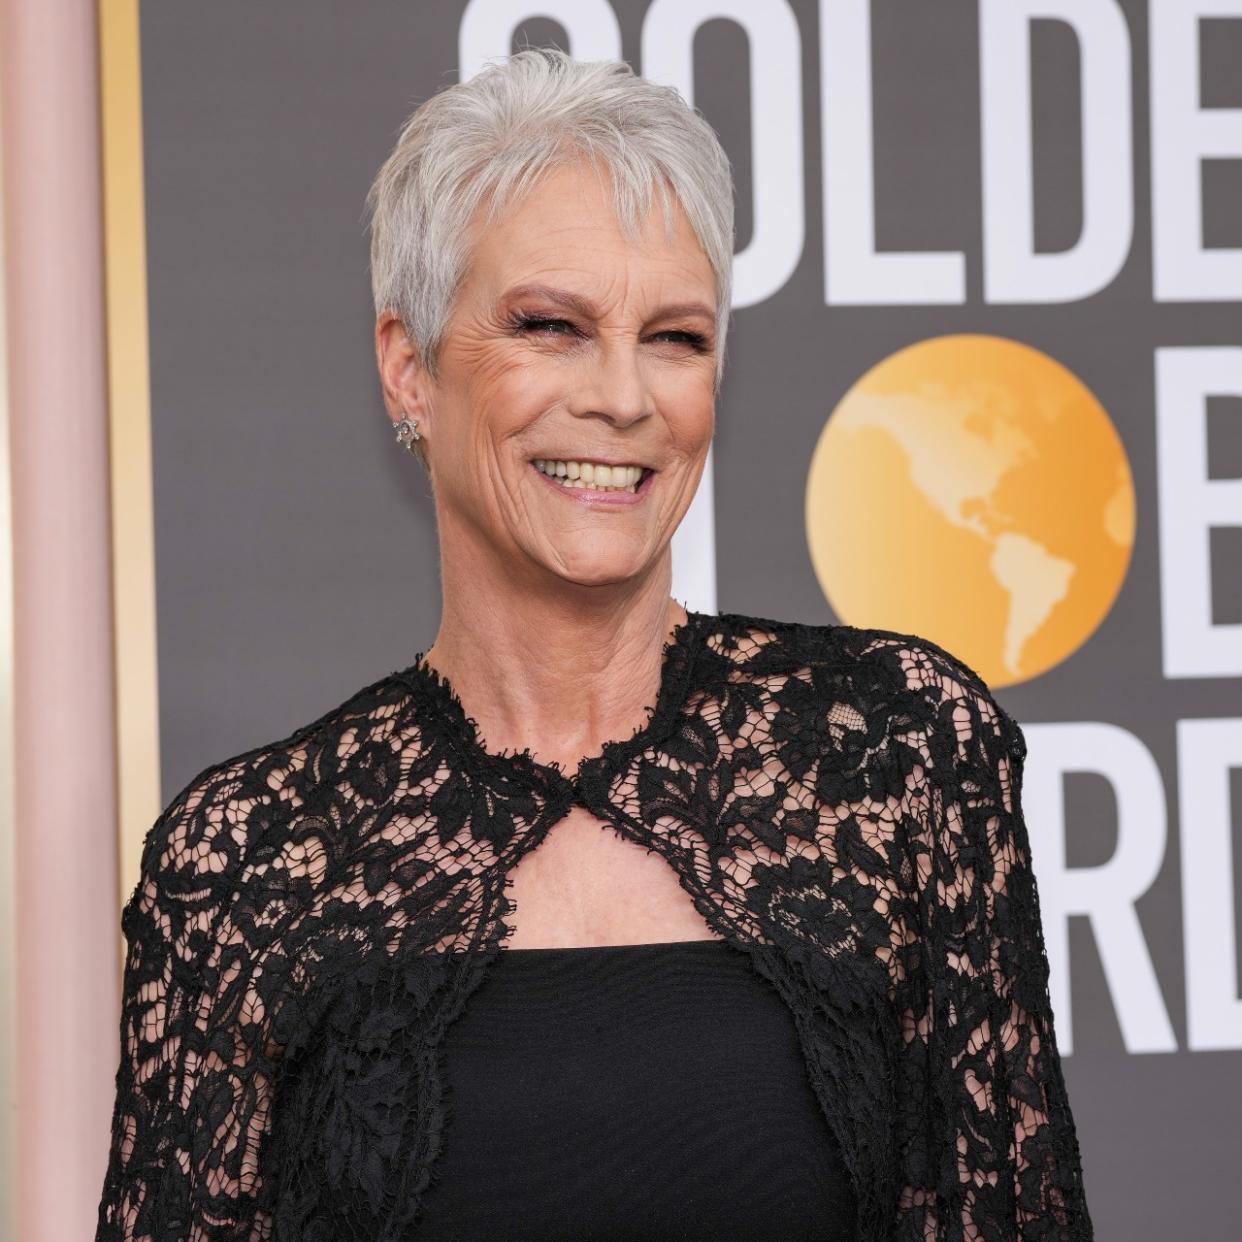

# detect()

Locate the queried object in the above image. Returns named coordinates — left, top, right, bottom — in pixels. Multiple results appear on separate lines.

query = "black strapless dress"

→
left=414, top=937, right=859, bottom=1241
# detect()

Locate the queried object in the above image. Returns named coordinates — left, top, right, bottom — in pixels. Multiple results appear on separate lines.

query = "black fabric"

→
left=96, top=610, right=1093, bottom=1241
left=416, top=938, right=857, bottom=1241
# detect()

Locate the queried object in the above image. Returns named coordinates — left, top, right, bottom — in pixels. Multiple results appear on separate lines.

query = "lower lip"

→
left=531, top=464, right=654, bottom=506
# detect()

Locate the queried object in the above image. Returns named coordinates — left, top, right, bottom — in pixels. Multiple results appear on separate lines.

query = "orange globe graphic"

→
left=806, top=334, right=1135, bottom=688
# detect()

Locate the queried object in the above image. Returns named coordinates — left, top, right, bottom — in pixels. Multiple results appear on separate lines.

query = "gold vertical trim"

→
left=99, top=0, right=161, bottom=944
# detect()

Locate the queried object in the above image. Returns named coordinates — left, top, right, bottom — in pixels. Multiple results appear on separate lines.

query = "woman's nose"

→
left=569, top=339, right=654, bottom=426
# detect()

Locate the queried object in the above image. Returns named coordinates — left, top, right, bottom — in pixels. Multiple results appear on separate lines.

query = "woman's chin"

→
left=531, top=540, right=656, bottom=590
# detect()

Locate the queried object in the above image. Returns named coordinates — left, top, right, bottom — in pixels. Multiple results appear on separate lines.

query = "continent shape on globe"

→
left=806, top=334, right=1135, bottom=687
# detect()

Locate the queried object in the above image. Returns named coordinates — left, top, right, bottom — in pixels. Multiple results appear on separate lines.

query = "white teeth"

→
left=532, top=458, right=646, bottom=493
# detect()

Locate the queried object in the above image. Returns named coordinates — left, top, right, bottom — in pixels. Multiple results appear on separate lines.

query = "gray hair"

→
left=365, top=49, right=734, bottom=462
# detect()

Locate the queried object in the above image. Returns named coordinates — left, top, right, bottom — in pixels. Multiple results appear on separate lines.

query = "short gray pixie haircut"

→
left=365, top=48, right=735, bottom=403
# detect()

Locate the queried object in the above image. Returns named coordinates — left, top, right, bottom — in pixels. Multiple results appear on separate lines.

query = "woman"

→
left=97, top=49, right=1092, bottom=1241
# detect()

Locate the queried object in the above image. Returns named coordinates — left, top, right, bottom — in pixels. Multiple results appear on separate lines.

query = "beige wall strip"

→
left=0, top=41, right=17, bottom=1242
left=2, top=1, right=122, bottom=1233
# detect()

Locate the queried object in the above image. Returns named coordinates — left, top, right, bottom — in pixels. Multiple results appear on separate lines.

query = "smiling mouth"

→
left=531, top=458, right=653, bottom=494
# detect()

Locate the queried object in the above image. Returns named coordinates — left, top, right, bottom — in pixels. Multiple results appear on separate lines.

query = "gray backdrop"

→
left=139, top=2, right=1242, bottom=1237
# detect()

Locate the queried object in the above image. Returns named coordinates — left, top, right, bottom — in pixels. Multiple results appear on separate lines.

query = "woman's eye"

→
left=655, top=327, right=715, bottom=352
left=653, top=330, right=709, bottom=351
left=518, top=316, right=578, bottom=336
left=512, top=317, right=708, bottom=351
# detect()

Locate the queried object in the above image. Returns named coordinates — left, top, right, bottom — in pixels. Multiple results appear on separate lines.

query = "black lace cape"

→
left=96, top=611, right=1092, bottom=1240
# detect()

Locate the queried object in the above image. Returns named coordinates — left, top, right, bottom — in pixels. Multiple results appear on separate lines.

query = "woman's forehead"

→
left=466, top=166, right=714, bottom=304
left=472, top=256, right=716, bottom=324
left=474, top=165, right=705, bottom=259
left=499, top=281, right=713, bottom=318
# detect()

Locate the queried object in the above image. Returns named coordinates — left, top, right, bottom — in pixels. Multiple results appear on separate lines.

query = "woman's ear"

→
left=375, top=310, right=434, bottom=434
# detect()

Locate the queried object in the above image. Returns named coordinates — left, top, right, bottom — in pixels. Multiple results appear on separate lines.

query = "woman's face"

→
left=381, top=161, right=718, bottom=594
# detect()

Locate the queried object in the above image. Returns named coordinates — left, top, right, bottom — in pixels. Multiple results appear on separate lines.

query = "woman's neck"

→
left=424, top=560, right=689, bottom=769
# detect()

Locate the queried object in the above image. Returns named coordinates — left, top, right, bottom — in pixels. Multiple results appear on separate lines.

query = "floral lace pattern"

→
left=96, top=610, right=1092, bottom=1240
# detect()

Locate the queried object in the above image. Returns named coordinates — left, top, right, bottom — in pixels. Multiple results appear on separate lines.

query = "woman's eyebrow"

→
left=503, top=283, right=715, bottom=324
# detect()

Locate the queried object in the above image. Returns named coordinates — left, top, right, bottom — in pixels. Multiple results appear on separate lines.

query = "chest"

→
left=500, top=804, right=724, bottom=949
